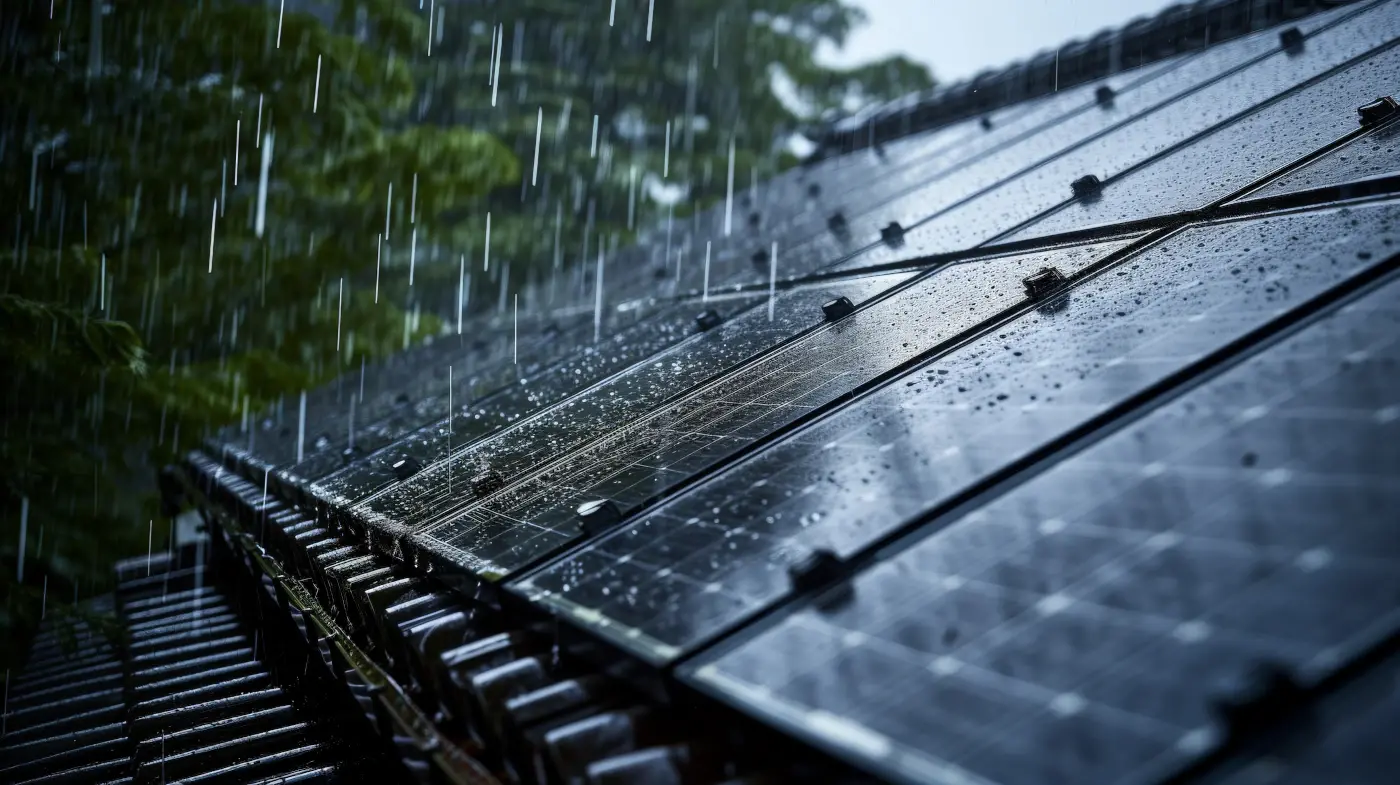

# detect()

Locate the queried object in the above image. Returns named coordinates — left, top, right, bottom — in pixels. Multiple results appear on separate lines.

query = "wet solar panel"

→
left=685, top=265, right=1400, bottom=785
left=1002, top=38, right=1400, bottom=243
left=322, top=271, right=918, bottom=522
left=513, top=199, right=1400, bottom=663
left=281, top=294, right=764, bottom=498
left=825, top=0, right=1399, bottom=274
left=398, top=240, right=1129, bottom=579
left=1238, top=110, right=1400, bottom=202
left=188, top=4, right=1400, bottom=783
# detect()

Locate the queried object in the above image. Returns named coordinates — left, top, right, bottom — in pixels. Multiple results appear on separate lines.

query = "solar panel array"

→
left=206, top=2, right=1400, bottom=782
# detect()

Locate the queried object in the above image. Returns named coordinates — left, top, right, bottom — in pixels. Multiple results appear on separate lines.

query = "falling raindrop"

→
left=484, top=212, right=492, bottom=271
left=769, top=241, right=778, bottom=321
left=313, top=54, right=322, bottom=112
left=532, top=107, right=543, bottom=186
left=724, top=138, right=736, bottom=236
left=336, top=278, right=344, bottom=351
left=703, top=241, right=712, bottom=302
left=208, top=201, right=217, bottom=272
left=296, top=391, right=307, bottom=463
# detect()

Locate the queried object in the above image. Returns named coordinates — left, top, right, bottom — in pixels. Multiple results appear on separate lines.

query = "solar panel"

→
left=685, top=264, right=1400, bottom=785
left=281, top=296, right=762, bottom=495
left=512, top=199, right=1400, bottom=663
left=1001, top=41, right=1400, bottom=244
left=320, top=271, right=918, bottom=520
left=395, top=240, right=1130, bottom=579
left=825, top=0, right=1400, bottom=275
left=1239, top=110, right=1400, bottom=203
left=674, top=53, right=1202, bottom=299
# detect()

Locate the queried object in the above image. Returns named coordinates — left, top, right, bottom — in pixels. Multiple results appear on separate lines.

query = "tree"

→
left=406, top=0, right=935, bottom=300
left=0, top=0, right=931, bottom=666
left=0, top=0, right=517, bottom=664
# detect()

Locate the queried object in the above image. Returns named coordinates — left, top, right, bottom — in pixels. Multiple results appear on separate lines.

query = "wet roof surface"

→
left=211, top=2, right=1400, bottom=782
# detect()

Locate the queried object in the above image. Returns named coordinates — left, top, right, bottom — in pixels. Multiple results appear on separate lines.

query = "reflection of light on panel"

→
left=828, top=0, right=1400, bottom=274
left=299, top=295, right=764, bottom=505
left=686, top=264, right=1400, bottom=785
left=286, top=302, right=727, bottom=490
left=513, top=200, right=1400, bottom=667
left=1002, top=42, right=1400, bottom=244
left=346, top=272, right=916, bottom=533
left=1238, top=117, right=1400, bottom=203
left=415, top=240, right=1130, bottom=580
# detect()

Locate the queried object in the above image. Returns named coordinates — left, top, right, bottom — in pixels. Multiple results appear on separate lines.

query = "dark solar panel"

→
left=327, top=271, right=918, bottom=526
left=1240, top=111, right=1400, bottom=202
left=686, top=265, right=1400, bottom=785
left=513, top=199, right=1400, bottom=663
left=398, top=240, right=1130, bottom=579
left=826, top=0, right=1400, bottom=274
left=283, top=294, right=763, bottom=498
left=1002, top=40, right=1400, bottom=243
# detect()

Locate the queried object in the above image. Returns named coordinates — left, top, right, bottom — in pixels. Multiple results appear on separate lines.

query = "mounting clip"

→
left=1095, top=85, right=1115, bottom=108
left=695, top=310, right=723, bottom=332
left=577, top=499, right=623, bottom=536
left=880, top=221, right=906, bottom=247
left=1358, top=96, right=1399, bottom=128
left=1210, top=660, right=1306, bottom=741
left=1279, top=27, right=1304, bottom=55
left=470, top=468, right=505, bottom=498
left=1023, top=267, right=1067, bottom=300
left=822, top=296, right=857, bottom=322
left=788, top=548, right=850, bottom=593
left=1071, top=174, right=1103, bottom=201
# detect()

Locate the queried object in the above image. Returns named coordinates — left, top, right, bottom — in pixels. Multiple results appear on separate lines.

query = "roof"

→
left=207, top=1, right=1400, bottom=782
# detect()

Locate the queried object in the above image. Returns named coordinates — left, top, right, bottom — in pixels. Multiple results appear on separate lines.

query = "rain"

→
left=7, top=1, right=1395, bottom=783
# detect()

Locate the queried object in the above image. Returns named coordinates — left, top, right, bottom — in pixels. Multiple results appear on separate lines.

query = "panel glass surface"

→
left=285, top=295, right=762, bottom=493
left=824, top=0, right=1400, bottom=275
left=1002, top=42, right=1400, bottom=243
left=687, top=262, right=1400, bottom=785
left=516, top=200, right=1400, bottom=663
left=323, top=271, right=918, bottom=515
left=1242, top=114, right=1400, bottom=202
left=402, top=241, right=1130, bottom=579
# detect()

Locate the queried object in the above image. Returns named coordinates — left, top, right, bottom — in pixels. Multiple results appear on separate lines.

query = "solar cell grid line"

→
left=681, top=56, right=1180, bottom=293
left=996, top=34, right=1400, bottom=245
left=1234, top=108, right=1400, bottom=203
left=683, top=266, right=1400, bottom=785
left=812, top=0, right=1400, bottom=278
left=399, top=239, right=1133, bottom=579
left=274, top=293, right=766, bottom=501
left=609, top=83, right=1087, bottom=311
left=290, top=291, right=761, bottom=509
left=511, top=198, right=1400, bottom=665
left=687, top=38, right=1252, bottom=300
left=320, top=270, right=922, bottom=533
left=216, top=305, right=599, bottom=480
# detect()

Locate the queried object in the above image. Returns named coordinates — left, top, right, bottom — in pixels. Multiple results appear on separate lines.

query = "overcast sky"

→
left=819, top=0, right=1178, bottom=82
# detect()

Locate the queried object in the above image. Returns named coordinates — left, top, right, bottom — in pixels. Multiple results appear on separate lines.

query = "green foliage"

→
left=0, top=0, right=514, bottom=666
left=415, top=0, right=935, bottom=281
left=0, top=0, right=930, bottom=667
